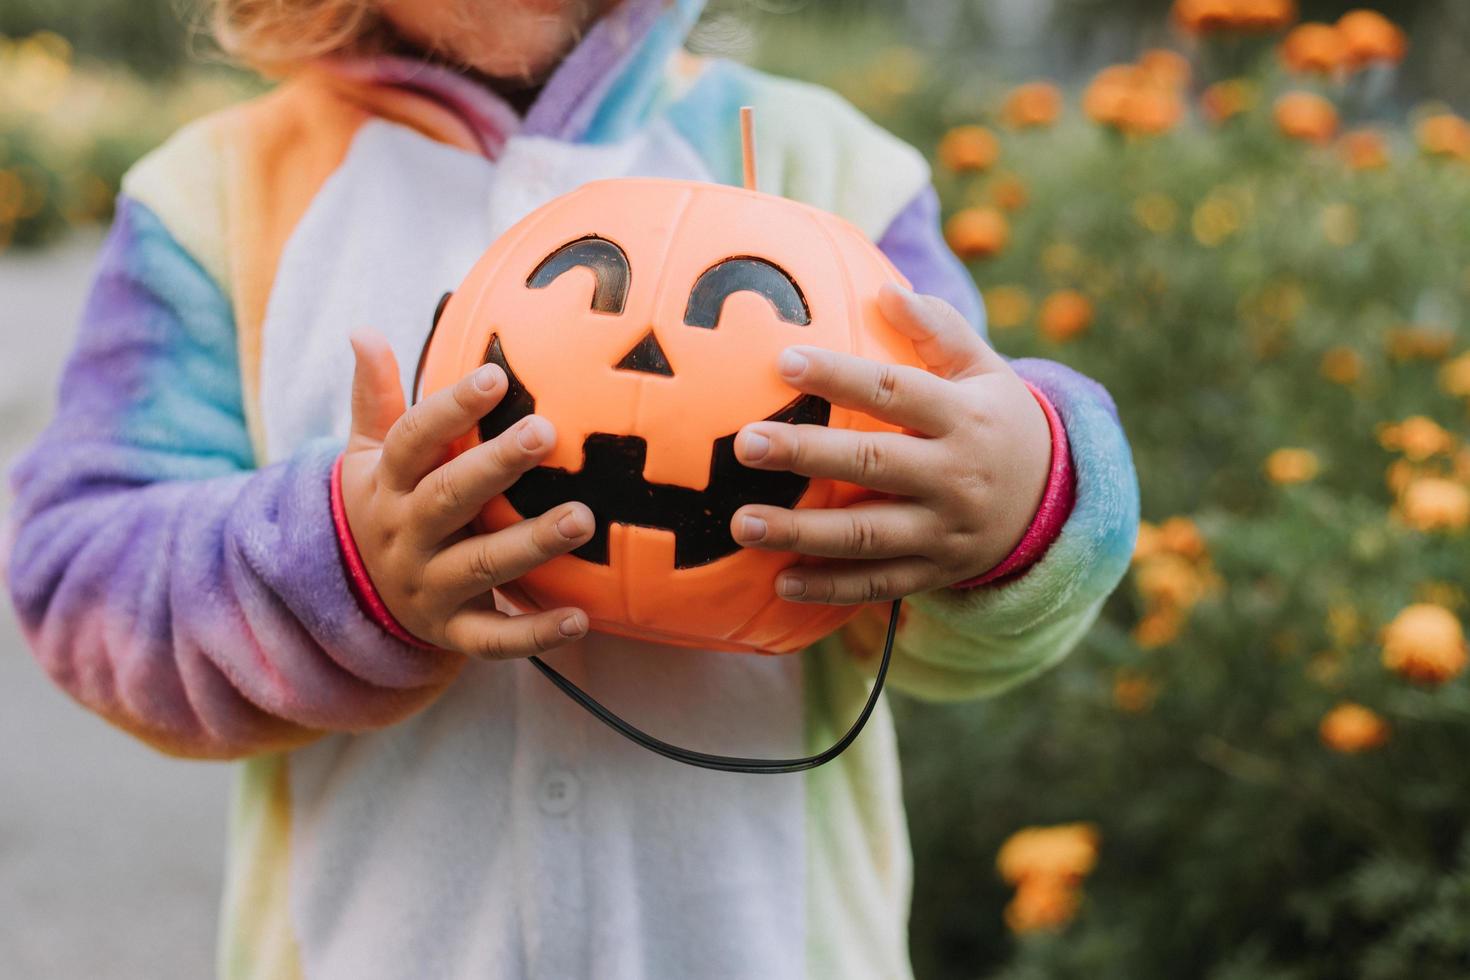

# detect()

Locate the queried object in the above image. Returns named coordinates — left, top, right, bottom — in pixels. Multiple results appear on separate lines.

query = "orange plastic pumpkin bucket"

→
left=417, top=175, right=921, bottom=654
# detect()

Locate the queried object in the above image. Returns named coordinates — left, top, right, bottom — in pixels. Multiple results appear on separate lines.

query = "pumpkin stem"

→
left=740, top=105, right=758, bottom=192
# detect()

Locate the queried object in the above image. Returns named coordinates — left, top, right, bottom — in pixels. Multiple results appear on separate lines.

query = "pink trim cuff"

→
left=954, top=383, right=1076, bottom=588
left=331, top=455, right=438, bottom=650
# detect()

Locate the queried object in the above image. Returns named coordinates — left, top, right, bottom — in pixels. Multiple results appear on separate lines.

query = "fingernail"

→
left=473, top=364, right=501, bottom=391
left=517, top=418, right=545, bottom=451
left=777, top=349, right=808, bottom=379
left=558, top=613, right=586, bottom=638
left=738, top=515, right=767, bottom=541
left=557, top=510, right=587, bottom=539
left=741, top=429, right=771, bottom=462
left=777, top=575, right=805, bottom=598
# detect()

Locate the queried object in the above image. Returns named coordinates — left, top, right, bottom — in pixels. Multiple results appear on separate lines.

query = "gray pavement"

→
left=0, top=236, right=227, bottom=979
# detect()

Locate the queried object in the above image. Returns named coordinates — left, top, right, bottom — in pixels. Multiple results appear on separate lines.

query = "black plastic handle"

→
left=528, top=599, right=901, bottom=774
left=413, top=296, right=898, bottom=774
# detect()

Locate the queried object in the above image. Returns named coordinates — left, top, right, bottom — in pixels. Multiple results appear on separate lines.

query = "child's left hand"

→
left=731, top=283, right=1052, bottom=604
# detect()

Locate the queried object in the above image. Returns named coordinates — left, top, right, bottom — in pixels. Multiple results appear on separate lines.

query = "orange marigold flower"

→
left=1439, top=353, right=1470, bottom=397
left=1003, top=81, right=1063, bottom=129
left=1113, top=671, right=1159, bottom=714
left=1138, top=49, right=1191, bottom=90
left=1201, top=79, right=1256, bottom=124
left=1174, top=0, right=1296, bottom=34
left=1382, top=604, right=1468, bottom=685
left=990, top=173, right=1030, bottom=212
left=1399, top=478, right=1470, bottom=533
left=1338, top=128, right=1390, bottom=170
left=1320, top=346, right=1364, bottom=384
left=1159, top=516, right=1207, bottom=560
left=1320, top=702, right=1390, bottom=753
left=1038, top=290, right=1094, bottom=343
left=1266, top=447, right=1320, bottom=484
left=1237, top=0, right=1299, bottom=32
left=1084, top=65, right=1143, bottom=127
left=1379, top=416, right=1457, bottom=461
left=937, top=125, right=1000, bottom=173
left=1281, top=23, right=1346, bottom=74
left=1172, top=0, right=1236, bottom=34
left=1274, top=91, right=1339, bottom=143
left=944, top=207, right=1009, bottom=260
left=1133, top=521, right=1163, bottom=562
left=1005, top=878, right=1081, bottom=934
left=983, top=285, right=1032, bottom=329
left=1124, top=87, right=1187, bottom=135
left=1337, top=9, right=1407, bottom=67
left=1085, top=62, right=1188, bottom=135
left=1417, top=114, right=1470, bottom=161
left=1385, top=459, right=1419, bottom=495
left=997, top=823, right=1101, bottom=886
left=1133, top=607, right=1185, bottom=649
left=1386, top=324, right=1454, bottom=361
left=1135, top=554, right=1206, bottom=609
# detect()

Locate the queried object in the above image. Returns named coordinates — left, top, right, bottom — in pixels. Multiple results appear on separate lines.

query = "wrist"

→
left=331, top=455, right=439, bottom=650
left=954, top=383, right=1074, bottom=588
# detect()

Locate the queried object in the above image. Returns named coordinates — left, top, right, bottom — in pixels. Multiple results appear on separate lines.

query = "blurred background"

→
left=3, top=0, right=1470, bottom=977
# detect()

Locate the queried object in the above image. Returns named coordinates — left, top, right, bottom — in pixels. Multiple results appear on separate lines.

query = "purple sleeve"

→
left=876, top=185, right=988, bottom=338
left=3, top=198, right=461, bottom=759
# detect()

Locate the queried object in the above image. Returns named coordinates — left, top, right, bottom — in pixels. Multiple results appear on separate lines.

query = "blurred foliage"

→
left=0, top=31, right=254, bottom=249
left=755, top=7, right=1470, bottom=978
left=6, top=0, right=1470, bottom=977
left=0, top=0, right=196, bottom=78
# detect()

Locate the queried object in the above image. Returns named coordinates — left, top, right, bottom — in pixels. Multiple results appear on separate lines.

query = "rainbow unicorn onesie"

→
left=4, top=1, right=1138, bottom=976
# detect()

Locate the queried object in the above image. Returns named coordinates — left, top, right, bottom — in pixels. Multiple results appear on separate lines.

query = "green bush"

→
left=0, top=31, right=253, bottom=249
left=760, top=13, right=1470, bottom=979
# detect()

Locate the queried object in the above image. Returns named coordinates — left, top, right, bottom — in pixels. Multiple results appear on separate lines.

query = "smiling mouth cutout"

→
left=478, top=336, right=831, bottom=568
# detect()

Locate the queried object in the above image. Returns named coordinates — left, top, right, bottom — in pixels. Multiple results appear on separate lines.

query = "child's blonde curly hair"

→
left=209, top=0, right=393, bottom=72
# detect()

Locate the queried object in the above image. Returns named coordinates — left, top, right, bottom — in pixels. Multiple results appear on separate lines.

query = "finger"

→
left=877, top=282, right=1003, bottom=380
left=411, top=415, right=560, bottom=541
left=442, top=606, right=589, bottom=661
left=379, top=362, right=508, bottom=491
left=425, top=504, right=595, bottom=605
left=734, top=422, right=944, bottom=495
left=348, top=329, right=409, bottom=451
left=775, top=557, right=941, bottom=605
left=732, top=501, right=941, bottom=560
left=776, top=345, right=958, bottom=436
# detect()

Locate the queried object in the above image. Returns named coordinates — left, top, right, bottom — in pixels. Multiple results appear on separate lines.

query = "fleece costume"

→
left=4, top=1, right=1138, bottom=977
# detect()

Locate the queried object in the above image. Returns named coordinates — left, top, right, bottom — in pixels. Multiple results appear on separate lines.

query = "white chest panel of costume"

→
left=259, top=119, right=810, bottom=979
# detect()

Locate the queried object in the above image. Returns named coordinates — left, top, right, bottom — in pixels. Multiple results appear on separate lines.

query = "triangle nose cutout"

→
left=614, top=330, right=674, bottom=377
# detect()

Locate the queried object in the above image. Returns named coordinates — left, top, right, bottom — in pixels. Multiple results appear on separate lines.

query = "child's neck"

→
left=389, top=37, right=549, bottom=117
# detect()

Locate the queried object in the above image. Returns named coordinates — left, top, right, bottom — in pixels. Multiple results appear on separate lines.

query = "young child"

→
left=4, top=0, right=1138, bottom=976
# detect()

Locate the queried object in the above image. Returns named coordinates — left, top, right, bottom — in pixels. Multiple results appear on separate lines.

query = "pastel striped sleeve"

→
left=858, top=186, right=1141, bottom=701
left=3, top=196, right=462, bottom=759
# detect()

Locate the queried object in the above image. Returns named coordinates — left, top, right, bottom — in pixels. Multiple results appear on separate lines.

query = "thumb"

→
left=877, top=282, right=999, bottom=380
left=348, top=329, right=407, bottom=450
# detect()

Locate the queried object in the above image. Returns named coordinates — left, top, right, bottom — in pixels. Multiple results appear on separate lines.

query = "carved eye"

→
left=683, top=257, right=810, bottom=329
left=527, top=236, right=631, bottom=315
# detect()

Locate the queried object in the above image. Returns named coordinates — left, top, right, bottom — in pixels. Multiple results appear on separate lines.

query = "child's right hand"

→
left=338, top=330, right=595, bottom=659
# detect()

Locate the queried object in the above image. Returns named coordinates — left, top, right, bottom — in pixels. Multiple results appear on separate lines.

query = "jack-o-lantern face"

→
left=481, top=241, right=830, bottom=569
left=418, top=178, right=924, bottom=654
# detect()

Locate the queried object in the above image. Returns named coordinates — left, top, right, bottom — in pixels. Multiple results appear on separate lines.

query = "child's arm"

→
left=1, top=198, right=470, bottom=759
left=735, top=186, right=1139, bottom=700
